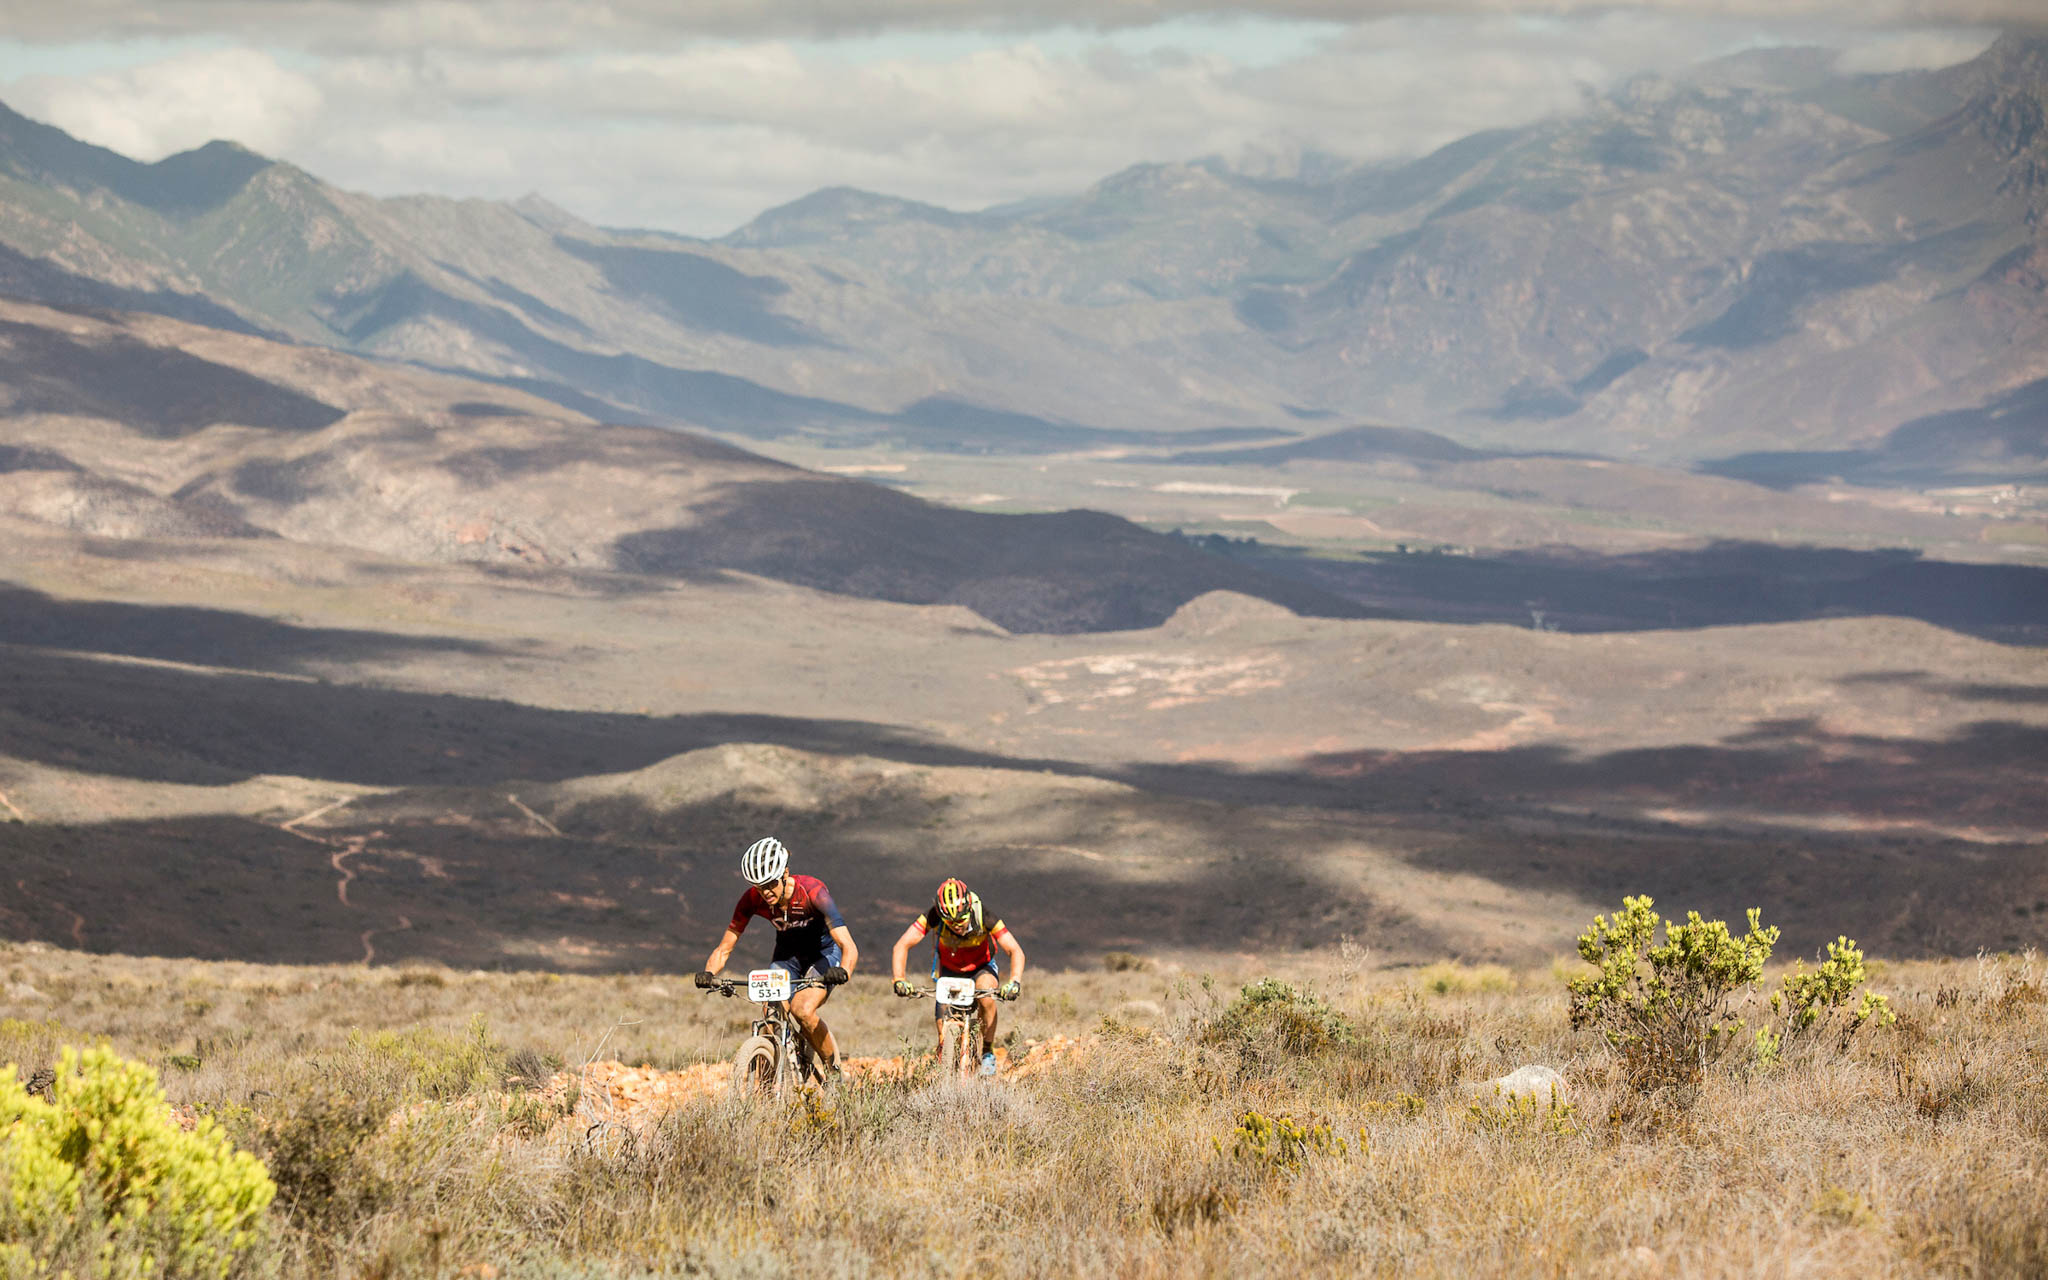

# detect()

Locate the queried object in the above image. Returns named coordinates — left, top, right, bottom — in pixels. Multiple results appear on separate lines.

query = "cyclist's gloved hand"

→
left=999, top=980, right=1021, bottom=1000
left=693, top=970, right=716, bottom=990
left=892, top=979, right=914, bottom=998
left=824, top=965, right=850, bottom=986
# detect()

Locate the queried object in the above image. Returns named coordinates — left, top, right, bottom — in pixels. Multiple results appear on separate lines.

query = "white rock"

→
left=1464, top=1064, right=1568, bottom=1106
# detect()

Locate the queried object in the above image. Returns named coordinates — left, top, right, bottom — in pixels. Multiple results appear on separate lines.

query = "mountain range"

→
left=2, top=34, right=2045, bottom=472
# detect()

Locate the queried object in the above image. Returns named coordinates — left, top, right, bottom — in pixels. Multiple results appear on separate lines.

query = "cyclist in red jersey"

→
left=695, top=837, right=858, bottom=1076
left=889, top=878, right=1024, bottom=1077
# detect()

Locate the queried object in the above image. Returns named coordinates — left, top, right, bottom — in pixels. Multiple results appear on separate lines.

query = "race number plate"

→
left=934, top=976, right=979, bottom=1007
left=748, top=968, right=791, bottom=1003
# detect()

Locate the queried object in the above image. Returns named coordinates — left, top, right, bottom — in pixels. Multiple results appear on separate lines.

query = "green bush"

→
left=1566, top=895, right=1778, bottom=1102
left=259, top=1087, right=392, bottom=1233
left=1206, top=978, right=1356, bottom=1055
left=0, top=1045, right=274, bottom=1278
left=1756, top=935, right=1895, bottom=1063
left=347, top=1012, right=505, bottom=1101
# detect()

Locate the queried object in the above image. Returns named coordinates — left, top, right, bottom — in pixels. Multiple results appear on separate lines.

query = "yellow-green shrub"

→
left=1566, top=895, right=1778, bottom=1102
left=1770, top=936, right=1895, bottom=1054
left=1, top=1045, right=274, bottom=1277
left=1218, top=1110, right=1350, bottom=1173
left=1464, top=1086, right=1578, bottom=1138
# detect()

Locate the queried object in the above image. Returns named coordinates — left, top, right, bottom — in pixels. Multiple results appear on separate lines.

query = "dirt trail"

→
left=565, top=1034, right=1090, bottom=1135
left=506, top=794, right=562, bottom=836
left=331, top=846, right=358, bottom=906
left=360, top=913, right=412, bottom=965
left=13, top=877, right=85, bottom=947
left=272, top=802, right=421, bottom=962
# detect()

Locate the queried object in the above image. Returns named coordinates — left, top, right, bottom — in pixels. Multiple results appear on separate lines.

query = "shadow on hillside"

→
left=615, top=478, right=1371, bottom=633
left=0, top=586, right=503, bottom=674
left=1256, top=715, right=2048, bottom=831
left=1700, top=375, right=2048, bottom=488
left=0, top=645, right=982, bottom=788
left=1233, top=539, right=2048, bottom=645
left=1836, top=669, right=2048, bottom=703
left=0, top=797, right=1443, bottom=971
left=3, top=634, right=2042, bottom=964
left=4, top=640, right=2042, bottom=825
left=0, top=317, right=344, bottom=436
left=0, top=252, right=271, bottom=338
left=4, top=733, right=2040, bottom=966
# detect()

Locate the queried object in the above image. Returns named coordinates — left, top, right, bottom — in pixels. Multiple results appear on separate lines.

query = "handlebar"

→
left=898, top=986, right=1017, bottom=1001
left=699, top=975, right=837, bottom=997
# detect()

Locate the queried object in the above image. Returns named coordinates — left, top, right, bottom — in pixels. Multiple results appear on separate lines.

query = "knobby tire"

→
left=939, top=1017, right=968, bottom=1082
left=732, top=1035, right=778, bottom=1097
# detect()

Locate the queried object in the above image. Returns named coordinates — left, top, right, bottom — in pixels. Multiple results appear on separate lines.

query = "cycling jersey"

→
left=907, top=905, right=1009, bottom=973
left=729, top=875, right=847, bottom=961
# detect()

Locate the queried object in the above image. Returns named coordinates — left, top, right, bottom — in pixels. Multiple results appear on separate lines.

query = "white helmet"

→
left=740, top=836, right=788, bottom=887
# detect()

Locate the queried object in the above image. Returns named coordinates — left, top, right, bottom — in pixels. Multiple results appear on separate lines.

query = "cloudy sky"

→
left=0, top=2, right=2015, bottom=237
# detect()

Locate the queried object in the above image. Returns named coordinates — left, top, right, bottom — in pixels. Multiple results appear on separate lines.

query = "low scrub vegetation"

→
left=1, top=935, right=2043, bottom=1278
left=1, top=1045, right=274, bottom=1277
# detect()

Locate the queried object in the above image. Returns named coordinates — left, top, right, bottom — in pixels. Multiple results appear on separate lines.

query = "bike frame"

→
left=902, top=982, right=1016, bottom=1081
left=706, top=974, right=830, bottom=1096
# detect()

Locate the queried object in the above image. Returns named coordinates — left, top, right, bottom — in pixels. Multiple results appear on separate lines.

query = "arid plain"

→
left=2, top=300, right=2044, bottom=980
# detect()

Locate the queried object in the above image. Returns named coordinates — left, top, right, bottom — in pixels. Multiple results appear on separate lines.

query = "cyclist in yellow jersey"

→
left=889, top=878, right=1025, bottom=1077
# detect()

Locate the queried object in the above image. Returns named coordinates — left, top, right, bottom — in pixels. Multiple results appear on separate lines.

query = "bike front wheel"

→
left=731, top=1035, right=779, bottom=1097
left=938, top=1017, right=968, bottom=1081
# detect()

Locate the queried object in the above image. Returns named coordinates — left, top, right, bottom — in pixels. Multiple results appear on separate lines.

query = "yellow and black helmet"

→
left=935, top=878, right=981, bottom=932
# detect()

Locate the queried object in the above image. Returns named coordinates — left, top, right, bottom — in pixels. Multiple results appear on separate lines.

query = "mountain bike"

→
left=900, top=975, right=1017, bottom=1081
left=703, top=969, right=836, bottom=1097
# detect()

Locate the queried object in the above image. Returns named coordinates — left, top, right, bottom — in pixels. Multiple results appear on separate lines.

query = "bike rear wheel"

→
left=731, top=1035, right=778, bottom=1097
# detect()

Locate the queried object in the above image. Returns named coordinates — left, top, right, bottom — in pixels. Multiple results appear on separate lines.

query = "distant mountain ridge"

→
left=0, top=34, right=2044, bottom=471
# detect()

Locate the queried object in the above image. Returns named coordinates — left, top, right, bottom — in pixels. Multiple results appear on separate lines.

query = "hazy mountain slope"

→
left=728, top=163, right=1345, bottom=304
left=0, top=36, right=2043, bottom=464
left=726, top=35, right=2048, bottom=462
left=1249, top=42, right=2047, bottom=458
left=0, top=106, right=1287, bottom=440
left=0, top=298, right=1363, bottom=632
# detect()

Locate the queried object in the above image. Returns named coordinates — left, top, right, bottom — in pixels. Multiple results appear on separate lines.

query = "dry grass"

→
left=3, top=942, right=2044, bottom=1278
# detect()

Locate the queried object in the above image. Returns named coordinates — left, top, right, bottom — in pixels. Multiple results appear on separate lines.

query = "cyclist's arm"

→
left=703, top=925, right=743, bottom=977
left=829, top=923, right=859, bottom=975
left=889, top=920, right=926, bottom=982
left=997, top=927, right=1025, bottom=982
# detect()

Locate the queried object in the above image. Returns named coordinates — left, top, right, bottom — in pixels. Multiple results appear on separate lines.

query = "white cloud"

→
left=8, top=47, right=322, bottom=160
left=1832, top=29, right=2002, bottom=72
left=0, top=6, right=2011, bottom=234
left=0, top=1, right=2040, bottom=48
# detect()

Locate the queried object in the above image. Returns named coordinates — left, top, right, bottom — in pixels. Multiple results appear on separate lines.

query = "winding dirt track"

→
left=272, top=802, right=414, bottom=963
